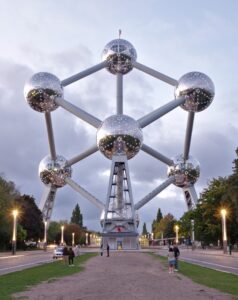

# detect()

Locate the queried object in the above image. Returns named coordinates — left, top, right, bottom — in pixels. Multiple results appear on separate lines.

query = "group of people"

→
left=63, top=246, right=75, bottom=266
left=167, top=244, right=180, bottom=274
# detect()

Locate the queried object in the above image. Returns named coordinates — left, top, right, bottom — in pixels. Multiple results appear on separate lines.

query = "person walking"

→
left=63, top=246, right=69, bottom=265
left=68, top=247, right=75, bottom=266
left=100, top=243, right=103, bottom=256
left=173, top=244, right=180, bottom=271
left=107, top=243, right=110, bottom=257
left=167, top=247, right=175, bottom=274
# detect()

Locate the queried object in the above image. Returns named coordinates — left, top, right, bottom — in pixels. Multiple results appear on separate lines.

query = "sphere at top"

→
left=167, top=154, right=200, bottom=187
left=97, top=114, right=143, bottom=160
left=39, top=155, right=72, bottom=188
left=102, top=39, right=137, bottom=75
left=24, top=72, right=63, bottom=112
left=175, top=72, right=215, bottom=112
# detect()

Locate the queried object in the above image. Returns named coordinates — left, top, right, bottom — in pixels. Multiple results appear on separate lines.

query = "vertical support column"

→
left=116, top=163, right=124, bottom=210
left=117, top=73, right=123, bottom=114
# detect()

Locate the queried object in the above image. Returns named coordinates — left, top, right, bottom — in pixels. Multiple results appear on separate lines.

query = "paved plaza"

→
left=14, top=252, right=231, bottom=300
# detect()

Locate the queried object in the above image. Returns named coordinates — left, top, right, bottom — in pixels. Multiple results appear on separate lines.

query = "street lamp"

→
left=72, top=232, right=75, bottom=246
left=43, top=220, right=47, bottom=251
left=221, top=209, right=227, bottom=254
left=61, top=225, right=64, bottom=245
left=175, top=225, right=179, bottom=244
left=85, top=232, right=88, bottom=245
left=12, top=210, right=18, bottom=255
left=191, top=219, right=195, bottom=245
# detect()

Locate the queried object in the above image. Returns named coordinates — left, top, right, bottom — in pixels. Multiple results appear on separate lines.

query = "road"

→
left=0, top=248, right=238, bottom=276
left=0, top=250, right=53, bottom=275
left=157, top=247, right=238, bottom=275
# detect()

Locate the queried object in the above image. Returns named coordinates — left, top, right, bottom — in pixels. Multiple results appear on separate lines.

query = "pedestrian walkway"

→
left=14, top=252, right=231, bottom=300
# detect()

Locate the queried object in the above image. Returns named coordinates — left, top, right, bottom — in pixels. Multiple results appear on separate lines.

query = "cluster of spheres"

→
left=97, top=115, right=143, bottom=160
left=39, top=155, right=72, bottom=188
left=24, top=37, right=215, bottom=190
left=102, top=39, right=137, bottom=75
left=167, top=155, right=200, bottom=188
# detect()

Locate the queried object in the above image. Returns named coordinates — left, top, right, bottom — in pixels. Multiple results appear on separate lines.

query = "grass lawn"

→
left=0, top=252, right=97, bottom=300
left=150, top=253, right=238, bottom=298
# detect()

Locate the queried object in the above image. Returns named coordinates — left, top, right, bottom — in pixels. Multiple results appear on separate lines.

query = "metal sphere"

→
left=175, top=72, right=215, bottom=112
left=24, top=72, right=63, bottom=112
left=97, top=114, right=143, bottom=160
left=102, top=39, right=137, bottom=75
left=167, top=154, right=200, bottom=187
left=39, top=155, right=72, bottom=188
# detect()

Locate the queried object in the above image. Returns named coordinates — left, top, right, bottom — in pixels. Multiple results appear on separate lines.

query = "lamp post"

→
left=191, top=219, right=195, bottom=249
left=221, top=209, right=227, bottom=254
left=72, top=232, right=75, bottom=246
left=12, top=210, right=18, bottom=255
left=175, top=225, right=179, bottom=244
left=85, top=232, right=88, bottom=246
left=61, top=225, right=64, bottom=245
left=43, top=220, right=47, bottom=251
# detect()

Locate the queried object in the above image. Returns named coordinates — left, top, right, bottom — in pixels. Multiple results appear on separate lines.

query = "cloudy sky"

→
left=0, top=0, right=237, bottom=233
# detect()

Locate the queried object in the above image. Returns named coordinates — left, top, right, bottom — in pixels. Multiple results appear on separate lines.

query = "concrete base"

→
left=102, top=232, right=139, bottom=250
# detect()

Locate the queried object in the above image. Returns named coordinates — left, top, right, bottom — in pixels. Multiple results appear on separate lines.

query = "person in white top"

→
left=167, top=246, right=175, bottom=274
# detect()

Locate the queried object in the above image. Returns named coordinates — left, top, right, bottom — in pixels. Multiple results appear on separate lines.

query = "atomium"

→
left=102, top=38, right=137, bottom=75
left=24, top=72, right=63, bottom=112
left=25, top=35, right=215, bottom=249
left=175, top=71, right=215, bottom=112
left=167, top=154, right=200, bottom=187
left=97, top=114, right=143, bottom=160
left=39, top=155, right=72, bottom=188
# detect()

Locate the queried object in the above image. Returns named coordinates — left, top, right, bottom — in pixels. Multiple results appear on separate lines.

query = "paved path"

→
left=14, top=252, right=232, bottom=300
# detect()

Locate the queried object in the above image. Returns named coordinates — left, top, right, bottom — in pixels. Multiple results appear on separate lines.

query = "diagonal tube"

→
left=141, top=144, right=173, bottom=166
left=183, top=185, right=198, bottom=210
left=183, top=112, right=195, bottom=160
left=55, top=97, right=102, bottom=128
left=61, top=61, right=108, bottom=87
left=65, top=178, right=105, bottom=210
left=134, top=176, right=175, bottom=210
left=45, top=112, right=57, bottom=160
left=67, top=145, right=98, bottom=166
left=117, top=73, right=123, bottom=114
left=39, top=184, right=57, bottom=222
left=133, top=61, right=178, bottom=86
left=137, top=97, right=185, bottom=128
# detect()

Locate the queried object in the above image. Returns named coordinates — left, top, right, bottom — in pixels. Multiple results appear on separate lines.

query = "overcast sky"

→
left=0, top=0, right=237, bottom=233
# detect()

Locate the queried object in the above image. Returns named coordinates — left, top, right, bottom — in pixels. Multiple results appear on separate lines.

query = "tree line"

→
left=0, top=176, right=86, bottom=250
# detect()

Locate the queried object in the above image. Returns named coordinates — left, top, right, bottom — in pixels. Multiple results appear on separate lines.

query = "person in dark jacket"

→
left=68, top=247, right=75, bottom=266
left=63, top=246, right=69, bottom=265
left=173, top=244, right=180, bottom=271
left=107, top=243, right=110, bottom=257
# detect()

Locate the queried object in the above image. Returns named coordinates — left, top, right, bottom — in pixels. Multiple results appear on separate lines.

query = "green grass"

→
left=0, top=253, right=97, bottom=300
left=149, top=253, right=238, bottom=298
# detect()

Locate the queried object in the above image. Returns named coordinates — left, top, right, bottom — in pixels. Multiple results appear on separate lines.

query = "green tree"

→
left=152, top=208, right=163, bottom=235
left=0, top=175, right=20, bottom=249
left=142, top=222, right=148, bottom=235
left=48, top=221, right=61, bottom=244
left=70, top=204, right=83, bottom=227
left=15, top=195, right=44, bottom=241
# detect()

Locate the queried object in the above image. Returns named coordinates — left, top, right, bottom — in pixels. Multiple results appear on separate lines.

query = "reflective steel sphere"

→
left=167, top=154, right=200, bottom=187
left=97, top=114, right=143, bottom=160
left=24, top=72, right=63, bottom=112
left=102, top=39, right=137, bottom=75
left=175, top=72, right=215, bottom=112
left=39, top=155, right=72, bottom=188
